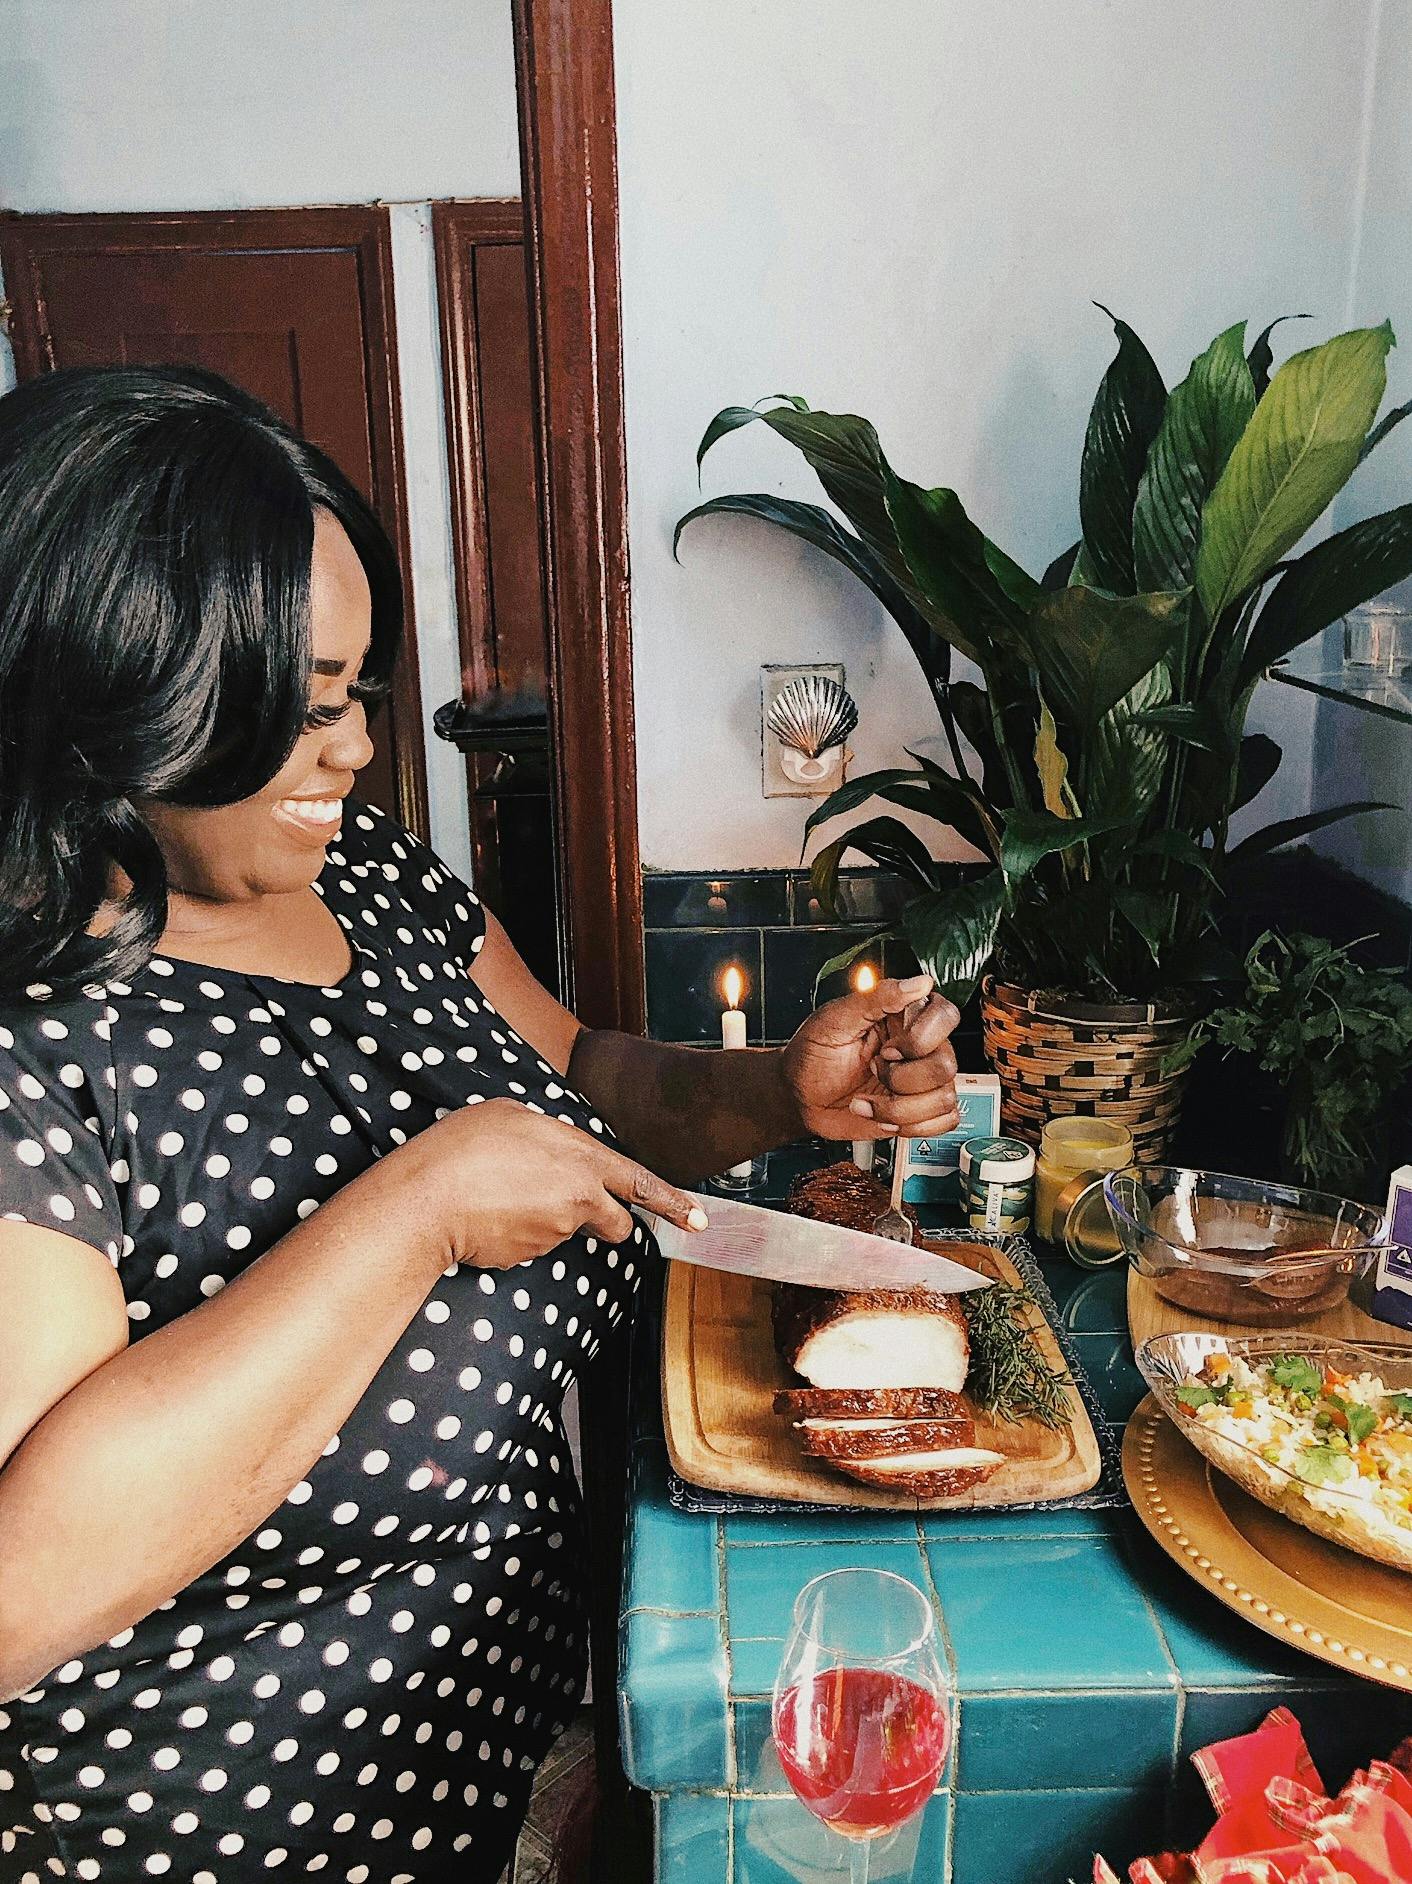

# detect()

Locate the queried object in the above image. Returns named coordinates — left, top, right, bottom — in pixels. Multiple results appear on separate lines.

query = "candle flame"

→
left=854, top=962, right=878, bottom=994
left=722, top=964, right=745, bottom=1010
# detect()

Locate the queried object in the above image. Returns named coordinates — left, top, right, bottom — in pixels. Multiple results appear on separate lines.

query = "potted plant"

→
left=677, top=313, right=1410, bottom=1155
left=1167, top=929, right=1412, bottom=1202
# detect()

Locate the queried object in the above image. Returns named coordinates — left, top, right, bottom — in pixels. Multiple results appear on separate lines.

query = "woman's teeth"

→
left=278, top=797, right=343, bottom=830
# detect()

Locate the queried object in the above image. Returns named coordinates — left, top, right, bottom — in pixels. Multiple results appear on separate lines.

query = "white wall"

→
left=1311, top=0, right=1412, bottom=904
left=615, top=0, right=1386, bottom=873
left=0, top=0, right=522, bottom=879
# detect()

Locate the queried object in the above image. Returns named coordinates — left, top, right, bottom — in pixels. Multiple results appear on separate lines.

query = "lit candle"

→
left=720, top=964, right=748, bottom=1050
left=720, top=964, right=751, bottom=1177
left=851, top=961, right=879, bottom=1172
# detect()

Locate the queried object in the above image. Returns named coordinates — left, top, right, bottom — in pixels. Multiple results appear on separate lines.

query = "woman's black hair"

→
left=0, top=364, right=402, bottom=1000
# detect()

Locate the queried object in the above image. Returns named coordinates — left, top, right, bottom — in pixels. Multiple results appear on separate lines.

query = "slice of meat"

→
left=773, top=1285, right=970, bottom=1391
left=795, top=1416, right=975, bottom=1461
left=773, top=1385, right=970, bottom=1421
left=831, top=1445, right=1005, bottom=1499
left=786, top=1159, right=921, bottom=1236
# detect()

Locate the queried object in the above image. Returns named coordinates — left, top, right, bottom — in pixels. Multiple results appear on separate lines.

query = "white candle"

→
left=851, top=961, right=878, bottom=1172
left=720, top=965, right=752, bottom=1176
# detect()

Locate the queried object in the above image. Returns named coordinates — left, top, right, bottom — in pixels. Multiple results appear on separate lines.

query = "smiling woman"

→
left=0, top=366, right=962, bottom=1884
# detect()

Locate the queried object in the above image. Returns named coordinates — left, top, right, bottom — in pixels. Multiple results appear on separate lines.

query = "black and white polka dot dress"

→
left=0, top=801, right=648, bottom=1884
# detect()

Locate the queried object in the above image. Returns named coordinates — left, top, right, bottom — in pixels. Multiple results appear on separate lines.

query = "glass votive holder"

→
left=1342, top=603, right=1412, bottom=675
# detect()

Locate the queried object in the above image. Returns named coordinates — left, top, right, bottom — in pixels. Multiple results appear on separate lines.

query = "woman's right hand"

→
left=389, top=1097, right=708, bottom=1270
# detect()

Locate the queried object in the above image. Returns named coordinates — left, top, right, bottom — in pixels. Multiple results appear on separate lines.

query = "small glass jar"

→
left=1033, top=1117, right=1134, bottom=1245
left=1342, top=602, right=1412, bottom=676
left=960, top=1136, right=1036, bottom=1235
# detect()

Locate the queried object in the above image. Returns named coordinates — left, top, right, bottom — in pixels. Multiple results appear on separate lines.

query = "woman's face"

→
left=142, top=509, right=378, bottom=906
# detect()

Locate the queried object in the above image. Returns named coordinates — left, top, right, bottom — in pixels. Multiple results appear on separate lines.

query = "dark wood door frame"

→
left=512, top=0, right=645, bottom=1037
left=0, top=205, right=430, bottom=839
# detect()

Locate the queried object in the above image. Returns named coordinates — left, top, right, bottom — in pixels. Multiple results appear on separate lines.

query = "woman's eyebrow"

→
left=311, top=639, right=374, bottom=678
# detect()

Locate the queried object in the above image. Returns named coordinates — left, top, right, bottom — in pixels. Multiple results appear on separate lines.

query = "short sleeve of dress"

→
left=347, top=799, right=488, bottom=971
left=0, top=1004, right=124, bottom=1260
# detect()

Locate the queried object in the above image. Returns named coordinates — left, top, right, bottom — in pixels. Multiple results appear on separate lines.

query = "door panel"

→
left=0, top=208, right=427, bottom=833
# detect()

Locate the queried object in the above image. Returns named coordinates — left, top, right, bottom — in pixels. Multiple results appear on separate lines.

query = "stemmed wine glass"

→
left=772, top=1569, right=951, bottom=1883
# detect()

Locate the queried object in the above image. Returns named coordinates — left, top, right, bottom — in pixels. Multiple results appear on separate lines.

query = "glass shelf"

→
left=1267, top=623, right=1412, bottom=726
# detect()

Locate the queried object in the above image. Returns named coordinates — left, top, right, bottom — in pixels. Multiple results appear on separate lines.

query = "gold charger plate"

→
left=1124, top=1395, right=1412, bottom=1693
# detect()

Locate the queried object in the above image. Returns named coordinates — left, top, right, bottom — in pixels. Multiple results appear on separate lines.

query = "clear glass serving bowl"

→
left=1104, top=1166, right=1386, bottom=1325
left=1135, top=1331, right=1412, bottom=1573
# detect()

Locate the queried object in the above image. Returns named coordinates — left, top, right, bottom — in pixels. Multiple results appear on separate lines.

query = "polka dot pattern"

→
left=0, top=802, right=645, bottom=1881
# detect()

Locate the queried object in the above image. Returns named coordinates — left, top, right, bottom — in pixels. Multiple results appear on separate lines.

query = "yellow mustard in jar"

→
left=1032, top=1116, right=1134, bottom=1244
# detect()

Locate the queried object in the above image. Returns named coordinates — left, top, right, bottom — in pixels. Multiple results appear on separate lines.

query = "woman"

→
left=0, top=366, right=961, bottom=1884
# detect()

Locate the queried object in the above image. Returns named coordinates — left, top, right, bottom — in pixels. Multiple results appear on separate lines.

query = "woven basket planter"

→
left=980, top=976, right=1193, bottom=1164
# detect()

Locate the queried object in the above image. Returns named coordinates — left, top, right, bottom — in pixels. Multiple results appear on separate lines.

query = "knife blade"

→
left=650, top=1191, right=995, bottom=1294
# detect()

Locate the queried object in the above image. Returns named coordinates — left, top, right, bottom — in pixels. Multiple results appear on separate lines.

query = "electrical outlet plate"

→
left=761, top=662, right=848, bottom=799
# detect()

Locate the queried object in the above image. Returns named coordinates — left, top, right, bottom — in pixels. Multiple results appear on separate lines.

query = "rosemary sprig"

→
left=963, top=1282, right=1073, bottom=1429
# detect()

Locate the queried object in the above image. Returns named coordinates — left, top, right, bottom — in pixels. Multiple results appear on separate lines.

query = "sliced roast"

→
left=795, top=1416, right=975, bottom=1461
left=831, top=1445, right=1005, bottom=1499
left=772, top=1386, right=969, bottom=1421
left=773, top=1285, right=970, bottom=1392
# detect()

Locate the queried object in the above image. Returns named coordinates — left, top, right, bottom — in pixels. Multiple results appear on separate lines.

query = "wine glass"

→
left=772, top=1569, right=951, bottom=1882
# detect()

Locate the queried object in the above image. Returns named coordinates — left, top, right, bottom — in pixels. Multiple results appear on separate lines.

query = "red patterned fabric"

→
left=1093, top=1710, right=1412, bottom=1884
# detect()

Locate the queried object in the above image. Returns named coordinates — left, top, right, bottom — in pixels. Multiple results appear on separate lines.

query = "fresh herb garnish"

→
left=1268, top=1355, right=1322, bottom=1396
left=1384, top=1392, right=1412, bottom=1421
left=1325, top=1394, right=1377, bottom=1445
left=1294, top=1445, right=1356, bottom=1488
left=1177, top=1382, right=1218, bottom=1412
left=961, top=1282, right=1072, bottom=1429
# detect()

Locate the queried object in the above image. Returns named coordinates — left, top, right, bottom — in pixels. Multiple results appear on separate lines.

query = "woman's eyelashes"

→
left=303, top=677, right=386, bottom=732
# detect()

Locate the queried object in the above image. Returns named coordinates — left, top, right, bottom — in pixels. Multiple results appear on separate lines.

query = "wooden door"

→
left=433, top=200, right=560, bottom=994
left=0, top=206, right=428, bottom=833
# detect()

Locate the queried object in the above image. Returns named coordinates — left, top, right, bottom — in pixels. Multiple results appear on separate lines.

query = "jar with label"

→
left=1033, top=1116, right=1134, bottom=1244
left=960, top=1136, right=1036, bottom=1235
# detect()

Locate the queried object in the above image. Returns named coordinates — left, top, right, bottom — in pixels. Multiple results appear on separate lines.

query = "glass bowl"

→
left=1135, top=1331, right=1412, bottom=1572
left=1104, top=1166, right=1385, bottom=1325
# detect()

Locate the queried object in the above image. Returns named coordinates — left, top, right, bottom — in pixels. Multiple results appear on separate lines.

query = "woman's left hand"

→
left=780, top=972, right=963, bottom=1142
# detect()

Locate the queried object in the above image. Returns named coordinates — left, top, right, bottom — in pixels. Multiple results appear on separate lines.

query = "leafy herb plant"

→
left=678, top=315, right=1409, bottom=1004
left=1166, top=930, right=1412, bottom=1196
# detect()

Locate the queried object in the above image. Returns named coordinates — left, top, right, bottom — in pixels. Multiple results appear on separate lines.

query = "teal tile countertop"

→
left=618, top=1150, right=1412, bottom=1883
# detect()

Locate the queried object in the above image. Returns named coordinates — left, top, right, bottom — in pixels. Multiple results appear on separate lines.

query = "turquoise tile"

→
left=921, top=1506, right=1119, bottom=1543
left=724, top=1508, right=923, bottom=1546
left=1123, top=1524, right=1322, bottom=1687
left=926, top=1535, right=1173, bottom=1692
left=1069, top=1332, right=1148, bottom=1423
left=656, top=1791, right=730, bottom=1881
left=623, top=1440, right=722, bottom=1617
left=725, top=1539, right=931, bottom=1645
left=1058, top=1268, right=1130, bottom=1334
left=619, top=1611, right=730, bottom=1790
left=958, top=1686, right=1176, bottom=1791
left=732, top=1790, right=949, bottom=1884
left=952, top=1787, right=1165, bottom=1884
left=729, top=1636, right=787, bottom=1699
left=1182, top=1682, right=1412, bottom=1791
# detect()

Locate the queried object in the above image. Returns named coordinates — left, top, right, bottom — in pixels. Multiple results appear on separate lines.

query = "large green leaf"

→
left=882, top=472, right=1035, bottom=664
left=1247, top=314, right=1310, bottom=399
left=1195, top=322, right=1395, bottom=623
left=1131, top=829, right=1220, bottom=887
left=1114, top=886, right=1169, bottom=966
left=1083, top=661, right=1172, bottom=822
left=904, top=750, right=1001, bottom=857
left=900, top=872, right=1006, bottom=1006
left=1020, top=585, right=1186, bottom=732
left=1239, top=503, right=1412, bottom=686
left=802, top=767, right=948, bottom=842
left=695, top=400, right=926, bottom=620
left=812, top=931, right=891, bottom=1001
left=998, top=806, right=1136, bottom=882
left=1228, top=800, right=1393, bottom=862
left=1133, top=323, right=1255, bottom=603
left=809, top=816, right=939, bottom=917
left=1034, top=697, right=1079, bottom=818
left=1358, top=395, right=1412, bottom=464
left=1042, top=541, right=1081, bottom=591
left=1078, top=308, right=1168, bottom=593
left=947, top=680, right=1009, bottom=806
left=673, top=492, right=947, bottom=695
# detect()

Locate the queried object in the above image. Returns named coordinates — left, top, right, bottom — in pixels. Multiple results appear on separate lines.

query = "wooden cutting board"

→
left=662, top=1239, right=1102, bottom=1509
left=1127, top=1269, right=1412, bottom=1353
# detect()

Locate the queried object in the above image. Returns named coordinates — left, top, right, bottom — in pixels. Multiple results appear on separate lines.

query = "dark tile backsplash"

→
left=642, top=872, right=789, bottom=930
left=643, top=927, right=764, bottom=1044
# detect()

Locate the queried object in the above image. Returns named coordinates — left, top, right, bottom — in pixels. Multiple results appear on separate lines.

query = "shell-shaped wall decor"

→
left=766, top=674, right=859, bottom=759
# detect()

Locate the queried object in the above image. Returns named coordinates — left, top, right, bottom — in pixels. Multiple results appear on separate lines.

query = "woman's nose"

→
left=327, top=701, right=376, bottom=776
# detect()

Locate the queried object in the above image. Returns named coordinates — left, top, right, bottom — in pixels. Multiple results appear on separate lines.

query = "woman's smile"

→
left=273, top=792, right=347, bottom=845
